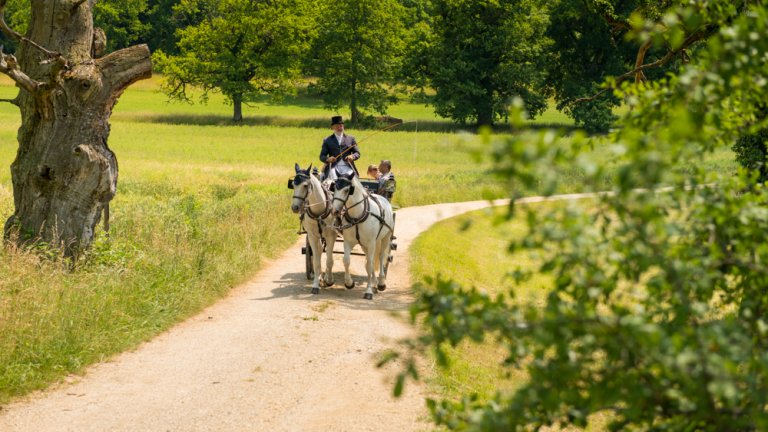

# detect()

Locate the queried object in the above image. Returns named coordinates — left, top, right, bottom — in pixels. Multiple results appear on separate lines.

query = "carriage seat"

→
left=360, top=179, right=380, bottom=194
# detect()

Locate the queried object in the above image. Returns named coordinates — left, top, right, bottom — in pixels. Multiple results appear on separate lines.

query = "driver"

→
left=320, top=115, right=360, bottom=180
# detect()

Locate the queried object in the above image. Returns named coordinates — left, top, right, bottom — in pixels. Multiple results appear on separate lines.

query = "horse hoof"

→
left=363, top=293, right=373, bottom=300
left=377, top=284, right=386, bottom=292
left=345, top=281, right=355, bottom=290
left=324, top=280, right=334, bottom=287
left=311, top=287, right=320, bottom=295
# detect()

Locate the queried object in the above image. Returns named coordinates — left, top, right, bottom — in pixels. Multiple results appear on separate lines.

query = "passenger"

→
left=319, top=115, right=360, bottom=180
left=366, top=164, right=380, bottom=179
left=376, top=160, right=396, bottom=201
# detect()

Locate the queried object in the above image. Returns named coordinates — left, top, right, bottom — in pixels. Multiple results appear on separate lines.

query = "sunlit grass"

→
left=410, top=203, right=553, bottom=401
left=410, top=201, right=614, bottom=431
left=0, top=75, right=519, bottom=403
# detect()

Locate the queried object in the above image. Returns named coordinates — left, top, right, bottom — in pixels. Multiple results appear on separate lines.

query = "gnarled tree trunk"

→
left=0, top=0, right=151, bottom=256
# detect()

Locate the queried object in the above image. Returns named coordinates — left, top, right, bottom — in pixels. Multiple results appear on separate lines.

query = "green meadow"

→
left=0, top=74, right=516, bottom=404
left=0, top=72, right=741, bottom=405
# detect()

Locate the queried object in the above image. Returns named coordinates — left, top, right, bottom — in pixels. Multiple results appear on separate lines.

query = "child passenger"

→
left=366, top=164, right=380, bottom=179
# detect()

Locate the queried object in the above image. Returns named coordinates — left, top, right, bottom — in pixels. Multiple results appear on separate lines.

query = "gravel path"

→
left=0, top=200, right=508, bottom=432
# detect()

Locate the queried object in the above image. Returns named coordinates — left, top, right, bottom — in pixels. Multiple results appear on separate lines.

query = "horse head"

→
left=290, top=163, right=313, bottom=214
left=331, top=172, right=357, bottom=216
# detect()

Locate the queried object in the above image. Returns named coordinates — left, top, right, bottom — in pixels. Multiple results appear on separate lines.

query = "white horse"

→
left=331, top=172, right=395, bottom=300
left=289, top=163, right=337, bottom=294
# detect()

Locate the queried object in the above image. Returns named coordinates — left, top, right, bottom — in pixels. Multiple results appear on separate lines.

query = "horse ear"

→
left=294, top=163, right=300, bottom=173
left=307, top=163, right=312, bottom=172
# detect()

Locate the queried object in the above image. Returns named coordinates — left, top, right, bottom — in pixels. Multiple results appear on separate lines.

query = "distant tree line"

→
left=0, top=0, right=710, bottom=130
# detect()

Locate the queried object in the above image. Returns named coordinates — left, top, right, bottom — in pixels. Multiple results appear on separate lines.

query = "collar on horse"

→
left=333, top=178, right=393, bottom=240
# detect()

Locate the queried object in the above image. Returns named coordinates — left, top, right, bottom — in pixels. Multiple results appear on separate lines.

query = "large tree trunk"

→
left=0, top=0, right=151, bottom=256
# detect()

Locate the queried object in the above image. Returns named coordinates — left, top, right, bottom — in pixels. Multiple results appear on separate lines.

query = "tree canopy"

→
left=422, top=0, right=551, bottom=127
left=153, top=0, right=315, bottom=121
left=307, top=0, right=407, bottom=124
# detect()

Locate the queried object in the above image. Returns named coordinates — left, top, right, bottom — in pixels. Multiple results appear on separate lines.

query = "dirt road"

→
left=0, top=200, right=505, bottom=432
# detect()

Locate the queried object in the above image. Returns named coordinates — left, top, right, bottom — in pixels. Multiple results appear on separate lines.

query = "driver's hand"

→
left=327, top=156, right=336, bottom=163
left=345, top=155, right=354, bottom=162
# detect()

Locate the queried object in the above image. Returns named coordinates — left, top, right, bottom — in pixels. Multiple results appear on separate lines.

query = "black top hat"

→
left=331, top=115, right=344, bottom=126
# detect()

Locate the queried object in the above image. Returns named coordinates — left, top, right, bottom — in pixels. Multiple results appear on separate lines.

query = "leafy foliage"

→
left=0, top=0, right=29, bottom=53
left=395, top=1, right=768, bottom=430
left=139, top=0, right=184, bottom=55
left=732, top=109, right=768, bottom=183
left=544, top=0, right=684, bottom=133
left=307, top=0, right=407, bottom=123
left=424, top=0, right=551, bottom=126
left=93, top=0, right=149, bottom=52
left=153, top=0, right=316, bottom=121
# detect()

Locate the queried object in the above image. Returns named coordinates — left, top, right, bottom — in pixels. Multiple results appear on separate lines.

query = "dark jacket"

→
left=320, top=133, right=360, bottom=178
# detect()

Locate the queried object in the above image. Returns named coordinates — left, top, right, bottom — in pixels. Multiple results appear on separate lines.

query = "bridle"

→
left=293, top=172, right=333, bottom=221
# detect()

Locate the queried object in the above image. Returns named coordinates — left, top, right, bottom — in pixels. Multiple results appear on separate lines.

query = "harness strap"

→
left=304, top=185, right=333, bottom=221
left=336, top=193, right=393, bottom=238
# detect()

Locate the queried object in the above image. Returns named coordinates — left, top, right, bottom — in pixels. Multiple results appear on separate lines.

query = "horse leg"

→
left=362, top=239, right=376, bottom=300
left=343, top=238, right=355, bottom=289
left=308, top=233, right=322, bottom=295
left=377, top=234, right=391, bottom=292
left=322, top=231, right=335, bottom=287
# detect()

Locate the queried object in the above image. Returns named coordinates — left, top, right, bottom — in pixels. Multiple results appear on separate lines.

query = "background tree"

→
left=545, top=0, right=717, bottom=133
left=0, top=0, right=151, bottom=256
left=308, top=0, right=407, bottom=124
left=397, top=0, right=434, bottom=101
left=424, top=0, right=550, bottom=127
left=393, top=0, right=768, bottom=430
left=153, top=0, right=315, bottom=122
left=93, top=0, right=149, bottom=52
left=0, top=0, right=28, bottom=53
left=138, top=0, right=183, bottom=55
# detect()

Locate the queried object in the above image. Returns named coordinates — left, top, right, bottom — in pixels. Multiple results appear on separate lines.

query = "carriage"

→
left=289, top=166, right=396, bottom=299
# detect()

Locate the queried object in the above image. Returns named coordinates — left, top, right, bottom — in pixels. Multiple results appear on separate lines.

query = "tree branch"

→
left=634, top=40, right=652, bottom=82
left=0, top=46, right=43, bottom=94
left=570, top=25, right=718, bottom=105
left=0, top=0, right=68, bottom=65
left=95, top=44, right=152, bottom=104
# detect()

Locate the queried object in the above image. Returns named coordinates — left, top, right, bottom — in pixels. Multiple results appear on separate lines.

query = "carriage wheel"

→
left=305, top=237, right=314, bottom=280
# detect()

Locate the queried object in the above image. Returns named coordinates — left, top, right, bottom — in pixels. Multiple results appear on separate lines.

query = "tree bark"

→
left=232, top=92, right=242, bottom=121
left=350, top=81, right=359, bottom=124
left=0, top=0, right=151, bottom=256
